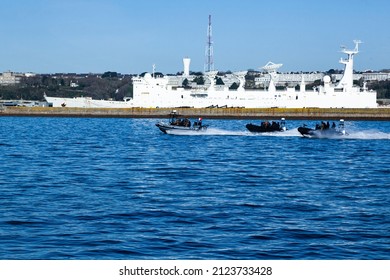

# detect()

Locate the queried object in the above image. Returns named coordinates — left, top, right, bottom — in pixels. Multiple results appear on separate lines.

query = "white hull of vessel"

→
left=130, top=87, right=376, bottom=109
left=45, top=88, right=376, bottom=109
left=44, top=96, right=135, bottom=108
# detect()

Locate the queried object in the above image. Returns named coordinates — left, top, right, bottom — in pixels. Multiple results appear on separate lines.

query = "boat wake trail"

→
left=166, top=128, right=303, bottom=137
left=253, top=128, right=302, bottom=137
left=344, top=130, right=390, bottom=140
left=165, top=128, right=390, bottom=139
left=166, top=128, right=247, bottom=136
left=298, top=129, right=390, bottom=140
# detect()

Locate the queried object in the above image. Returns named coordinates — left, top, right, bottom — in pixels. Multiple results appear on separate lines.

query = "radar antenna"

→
left=353, top=39, right=362, bottom=52
left=340, top=40, right=362, bottom=55
left=262, top=61, right=283, bottom=73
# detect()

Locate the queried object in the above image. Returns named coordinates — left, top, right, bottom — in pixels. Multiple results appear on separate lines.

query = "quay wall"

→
left=2, top=106, right=390, bottom=120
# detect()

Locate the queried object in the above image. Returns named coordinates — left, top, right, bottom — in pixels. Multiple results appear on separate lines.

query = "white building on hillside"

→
left=0, top=71, right=22, bottom=85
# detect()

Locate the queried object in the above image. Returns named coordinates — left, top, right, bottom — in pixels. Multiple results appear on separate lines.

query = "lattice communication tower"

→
left=204, top=15, right=214, bottom=72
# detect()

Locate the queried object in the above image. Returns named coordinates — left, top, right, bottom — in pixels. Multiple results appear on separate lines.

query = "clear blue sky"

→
left=0, top=0, right=389, bottom=74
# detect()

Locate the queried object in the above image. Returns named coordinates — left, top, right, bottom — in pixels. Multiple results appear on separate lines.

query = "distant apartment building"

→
left=255, top=73, right=324, bottom=86
left=255, top=72, right=390, bottom=87
left=0, top=71, right=22, bottom=85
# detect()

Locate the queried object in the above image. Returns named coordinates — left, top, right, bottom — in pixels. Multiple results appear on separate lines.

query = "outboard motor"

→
left=339, top=119, right=346, bottom=135
left=280, top=118, right=287, bottom=131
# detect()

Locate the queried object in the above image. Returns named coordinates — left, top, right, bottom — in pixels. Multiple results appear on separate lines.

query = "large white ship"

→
left=45, top=40, right=377, bottom=109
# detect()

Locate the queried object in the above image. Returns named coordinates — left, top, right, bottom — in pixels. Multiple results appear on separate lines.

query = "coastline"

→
left=2, top=106, right=390, bottom=120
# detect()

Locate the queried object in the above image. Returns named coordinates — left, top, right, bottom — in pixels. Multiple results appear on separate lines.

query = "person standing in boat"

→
left=198, top=118, right=202, bottom=126
left=184, top=118, right=191, bottom=127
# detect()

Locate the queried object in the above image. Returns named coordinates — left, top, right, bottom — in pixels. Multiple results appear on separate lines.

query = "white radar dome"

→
left=323, top=75, right=331, bottom=83
left=144, top=73, right=152, bottom=79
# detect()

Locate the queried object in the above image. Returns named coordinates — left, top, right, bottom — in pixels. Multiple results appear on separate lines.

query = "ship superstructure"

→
left=130, top=40, right=376, bottom=108
left=45, top=40, right=377, bottom=109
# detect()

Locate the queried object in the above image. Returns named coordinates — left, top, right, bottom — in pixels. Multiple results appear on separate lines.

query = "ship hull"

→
left=155, top=122, right=208, bottom=134
left=45, top=89, right=377, bottom=109
left=44, top=96, right=134, bottom=108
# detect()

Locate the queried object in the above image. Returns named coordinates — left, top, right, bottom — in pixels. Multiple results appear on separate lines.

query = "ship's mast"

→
left=336, top=40, right=361, bottom=90
left=204, top=15, right=214, bottom=73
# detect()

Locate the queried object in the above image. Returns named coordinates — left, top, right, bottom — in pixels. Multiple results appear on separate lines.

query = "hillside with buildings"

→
left=0, top=69, right=389, bottom=105
left=0, top=71, right=133, bottom=103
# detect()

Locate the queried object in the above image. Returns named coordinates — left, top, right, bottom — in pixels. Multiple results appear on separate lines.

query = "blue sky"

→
left=0, top=0, right=389, bottom=74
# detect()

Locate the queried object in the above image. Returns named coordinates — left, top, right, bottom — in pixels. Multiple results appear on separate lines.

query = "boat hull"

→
left=156, top=122, right=208, bottom=134
left=298, top=126, right=345, bottom=138
left=246, top=123, right=285, bottom=133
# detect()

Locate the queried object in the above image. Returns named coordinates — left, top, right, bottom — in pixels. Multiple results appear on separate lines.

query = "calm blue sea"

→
left=0, top=116, right=389, bottom=260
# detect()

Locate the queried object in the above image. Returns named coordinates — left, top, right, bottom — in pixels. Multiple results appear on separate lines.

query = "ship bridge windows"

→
left=190, top=93, right=208, bottom=98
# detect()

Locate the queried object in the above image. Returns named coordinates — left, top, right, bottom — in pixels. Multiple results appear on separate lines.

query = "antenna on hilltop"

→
left=204, top=15, right=214, bottom=73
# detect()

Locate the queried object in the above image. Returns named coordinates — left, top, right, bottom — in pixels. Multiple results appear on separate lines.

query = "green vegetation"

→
left=193, top=76, right=205, bottom=85
left=369, top=80, right=390, bottom=99
left=215, top=77, right=224, bottom=85
left=229, top=82, right=239, bottom=90
left=0, top=72, right=133, bottom=101
left=182, top=78, right=190, bottom=88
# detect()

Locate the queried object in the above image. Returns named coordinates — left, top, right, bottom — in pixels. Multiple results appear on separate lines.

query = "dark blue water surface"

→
left=0, top=117, right=389, bottom=259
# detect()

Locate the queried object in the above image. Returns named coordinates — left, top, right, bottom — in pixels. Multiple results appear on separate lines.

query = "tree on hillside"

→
left=215, top=77, right=224, bottom=85
left=369, top=80, right=390, bottom=99
left=229, top=82, right=239, bottom=90
left=193, top=76, right=205, bottom=85
left=182, top=78, right=191, bottom=88
left=102, top=71, right=119, bottom=78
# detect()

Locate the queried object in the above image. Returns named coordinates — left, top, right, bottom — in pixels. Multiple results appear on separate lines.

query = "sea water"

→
left=0, top=117, right=389, bottom=259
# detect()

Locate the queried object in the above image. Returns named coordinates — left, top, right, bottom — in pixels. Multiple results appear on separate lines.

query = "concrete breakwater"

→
left=2, top=106, right=390, bottom=120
